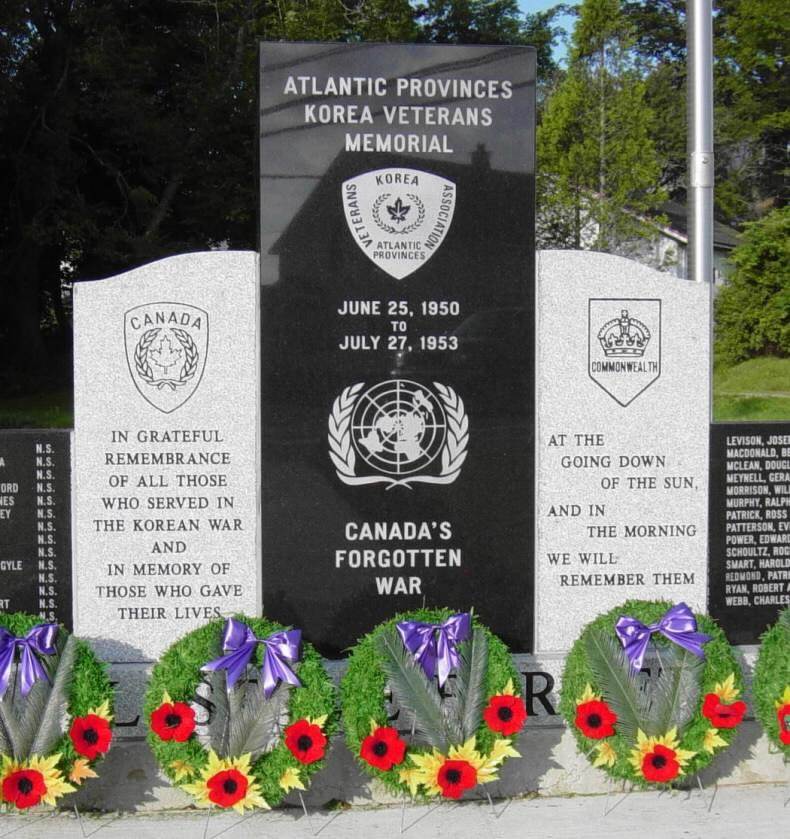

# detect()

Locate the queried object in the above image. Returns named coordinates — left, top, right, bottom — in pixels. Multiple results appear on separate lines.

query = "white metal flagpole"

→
left=687, top=0, right=714, bottom=284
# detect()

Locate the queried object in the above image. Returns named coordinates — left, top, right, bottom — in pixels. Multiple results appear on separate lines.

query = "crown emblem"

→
left=597, top=309, right=651, bottom=358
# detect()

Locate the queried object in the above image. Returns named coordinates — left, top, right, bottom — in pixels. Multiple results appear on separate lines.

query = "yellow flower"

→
left=628, top=729, right=696, bottom=780
left=403, top=749, right=445, bottom=796
left=500, top=679, right=516, bottom=696
left=486, top=738, right=521, bottom=768
left=1, top=754, right=76, bottom=807
left=398, top=766, right=424, bottom=797
left=279, top=767, right=305, bottom=793
left=400, top=736, right=519, bottom=798
left=450, top=736, right=518, bottom=784
left=712, top=674, right=740, bottom=703
left=577, top=684, right=600, bottom=704
left=181, top=750, right=269, bottom=813
left=169, top=760, right=195, bottom=783
left=69, top=759, right=98, bottom=785
left=593, top=741, right=617, bottom=768
left=86, top=699, right=113, bottom=723
left=702, top=728, right=727, bottom=754
left=775, top=686, right=790, bottom=709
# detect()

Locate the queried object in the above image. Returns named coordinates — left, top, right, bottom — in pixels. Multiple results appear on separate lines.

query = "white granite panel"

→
left=73, top=251, right=260, bottom=660
left=536, top=250, right=710, bottom=651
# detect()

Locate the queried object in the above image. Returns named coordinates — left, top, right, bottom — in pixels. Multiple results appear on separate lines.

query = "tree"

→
left=622, top=1, right=686, bottom=194
left=623, top=0, right=788, bottom=225
left=0, top=0, right=388, bottom=388
left=417, top=0, right=525, bottom=44
left=714, top=206, right=790, bottom=365
left=714, top=0, right=788, bottom=223
left=537, top=0, right=665, bottom=251
left=415, top=0, right=560, bottom=81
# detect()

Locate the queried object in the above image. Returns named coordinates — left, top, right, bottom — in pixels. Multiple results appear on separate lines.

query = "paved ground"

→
left=0, top=783, right=787, bottom=839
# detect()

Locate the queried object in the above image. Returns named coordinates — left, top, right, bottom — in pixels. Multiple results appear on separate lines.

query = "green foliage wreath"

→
left=560, top=600, right=744, bottom=787
left=341, top=608, right=525, bottom=800
left=144, top=615, right=336, bottom=812
left=0, top=612, right=114, bottom=810
left=752, top=607, right=790, bottom=754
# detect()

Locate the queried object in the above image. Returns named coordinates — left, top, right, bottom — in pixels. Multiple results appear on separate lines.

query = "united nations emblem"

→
left=124, top=302, right=208, bottom=413
left=341, top=168, right=456, bottom=280
left=328, top=379, right=468, bottom=489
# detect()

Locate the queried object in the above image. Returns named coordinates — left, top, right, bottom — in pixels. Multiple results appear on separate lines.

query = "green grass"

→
left=714, top=356, right=790, bottom=395
left=713, top=395, right=790, bottom=421
left=0, top=388, right=73, bottom=428
left=713, top=357, right=790, bottom=421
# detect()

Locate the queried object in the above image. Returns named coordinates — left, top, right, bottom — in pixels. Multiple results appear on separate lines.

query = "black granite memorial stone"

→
left=0, top=430, right=72, bottom=626
left=709, top=422, right=790, bottom=643
left=260, top=43, right=535, bottom=655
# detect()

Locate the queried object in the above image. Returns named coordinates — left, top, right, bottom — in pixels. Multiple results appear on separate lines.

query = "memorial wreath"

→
left=341, top=608, right=525, bottom=800
left=145, top=615, right=336, bottom=812
left=560, top=600, right=744, bottom=786
left=752, top=607, right=790, bottom=754
left=0, top=612, right=114, bottom=810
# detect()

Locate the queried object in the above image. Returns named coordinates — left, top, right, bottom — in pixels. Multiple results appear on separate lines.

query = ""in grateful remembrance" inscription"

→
left=95, top=428, right=244, bottom=622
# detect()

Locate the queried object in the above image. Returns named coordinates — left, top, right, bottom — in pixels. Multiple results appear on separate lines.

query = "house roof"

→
left=656, top=200, right=740, bottom=249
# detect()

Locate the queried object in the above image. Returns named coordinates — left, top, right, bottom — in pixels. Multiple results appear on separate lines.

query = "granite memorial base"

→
left=72, top=650, right=784, bottom=812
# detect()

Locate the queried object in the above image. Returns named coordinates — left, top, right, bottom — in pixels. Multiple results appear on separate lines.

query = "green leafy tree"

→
left=537, top=0, right=665, bottom=250
left=417, top=0, right=525, bottom=44
left=714, top=0, right=788, bottom=223
left=623, top=0, right=788, bottom=225
left=622, top=1, right=686, bottom=193
left=715, top=206, right=790, bottom=365
left=345, top=0, right=419, bottom=42
left=415, top=0, right=560, bottom=82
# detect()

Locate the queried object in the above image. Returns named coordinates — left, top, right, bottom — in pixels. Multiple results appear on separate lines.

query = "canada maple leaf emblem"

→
left=149, top=334, right=183, bottom=374
left=387, top=196, right=410, bottom=223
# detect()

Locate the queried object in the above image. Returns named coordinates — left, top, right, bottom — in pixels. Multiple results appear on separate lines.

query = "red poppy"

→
left=574, top=699, right=618, bottom=739
left=69, top=714, right=113, bottom=760
left=437, top=759, right=477, bottom=799
left=702, top=694, right=747, bottom=729
left=285, top=719, right=327, bottom=765
left=777, top=704, right=790, bottom=745
left=206, top=768, right=248, bottom=808
left=360, top=726, right=407, bottom=771
left=483, top=694, right=528, bottom=736
left=2, top=769, right=47, bottom=809
left=150, top=701, right=196, bottom=742
left=641, top=744, right=680, bottom=783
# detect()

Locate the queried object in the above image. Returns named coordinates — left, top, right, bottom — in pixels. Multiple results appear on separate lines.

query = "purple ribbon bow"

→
left=396, top=613, right=471, bottom=688
left=0, top=623, right=59, bottom=699
left=202, top=618, right=301, bottom=698
left=615, top=602, right=711, bottom=673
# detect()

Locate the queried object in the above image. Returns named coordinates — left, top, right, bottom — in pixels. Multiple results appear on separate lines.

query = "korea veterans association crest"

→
left=328, top=379, right=468, bottom=489
left=124, top=302, right=208, bottom=413
left=341, top=168, right=456, bottom=280
left=588, top=299, right=661, bottom=407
